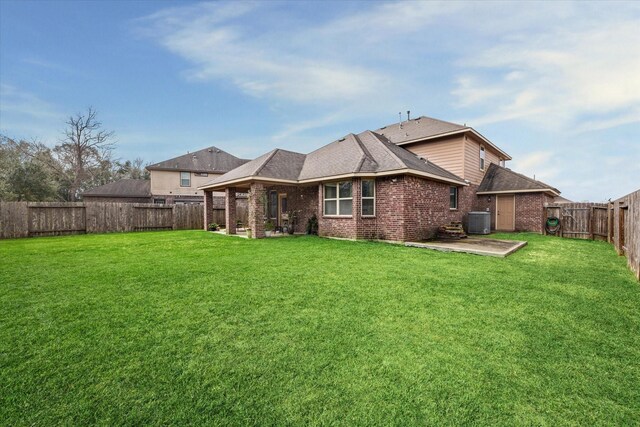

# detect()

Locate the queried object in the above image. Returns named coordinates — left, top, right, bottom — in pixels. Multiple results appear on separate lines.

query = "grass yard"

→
left=1, top=231, right=639, bottom=426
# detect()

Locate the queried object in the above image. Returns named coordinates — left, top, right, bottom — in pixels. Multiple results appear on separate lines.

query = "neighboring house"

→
left=82, top=179, right=152, bottom=203
left=146, top=146, right=248, bottom=204
left=83, top=146, right=249, bottom=206
left=198, top=116, right=562, bottom=240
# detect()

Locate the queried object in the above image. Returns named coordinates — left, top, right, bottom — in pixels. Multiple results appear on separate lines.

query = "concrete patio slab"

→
left=405, top=237, right=527, bottom=257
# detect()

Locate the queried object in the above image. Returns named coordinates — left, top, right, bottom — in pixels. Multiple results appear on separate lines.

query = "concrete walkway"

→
left=406, top=237, right=527, bottom=257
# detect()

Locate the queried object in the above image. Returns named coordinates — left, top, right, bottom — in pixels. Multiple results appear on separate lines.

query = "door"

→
left=278, top=193, right=288, bottom=227
left=496, top=195, right=515, bottom=231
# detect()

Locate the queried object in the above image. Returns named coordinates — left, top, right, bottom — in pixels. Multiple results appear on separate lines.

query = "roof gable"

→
left=146, top=146, right=248, bottom=173
left=477, top=163, right=560, bottom=195
left=376, top=116, right=467, bottom=144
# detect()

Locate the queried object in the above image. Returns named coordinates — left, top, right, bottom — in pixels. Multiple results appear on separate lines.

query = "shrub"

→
left=306, top=214, right=318, bottom=235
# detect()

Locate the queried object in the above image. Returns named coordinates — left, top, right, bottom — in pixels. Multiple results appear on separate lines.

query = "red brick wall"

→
left=474, top=192, right=551, bottom=233
left=318, top=180, right=358, bottom=239
left=315, top=176, right=474, bottom=241
left=515, top=193, right=554, bottom=233
left=263, top=184, right=317, bottom=233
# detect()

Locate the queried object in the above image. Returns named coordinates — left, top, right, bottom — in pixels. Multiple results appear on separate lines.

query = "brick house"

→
left=199, top=116, right=562, bottom=240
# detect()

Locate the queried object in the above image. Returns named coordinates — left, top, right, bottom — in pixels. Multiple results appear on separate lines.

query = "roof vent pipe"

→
left=399, top=112, right=402, bottom=129
left=407, top=110, right=410, bottom=121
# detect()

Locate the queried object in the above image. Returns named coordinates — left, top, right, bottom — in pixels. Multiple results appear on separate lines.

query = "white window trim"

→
left=323, top=182, right=353, bottom=217
left=361, top=179, right=375, bottom=217
left=480, top=146, right=486, bottom=171
left=450, top=186, right=458, bottom=210
left=180, top=171, right=191, bottom=187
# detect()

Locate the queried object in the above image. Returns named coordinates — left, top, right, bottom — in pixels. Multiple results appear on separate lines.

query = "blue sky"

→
left=1, top=0, right=638, bottom=202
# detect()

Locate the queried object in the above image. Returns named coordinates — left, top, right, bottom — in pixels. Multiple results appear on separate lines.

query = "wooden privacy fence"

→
left=610, top=189, right=640, bottom=281
left=0, top=202, right=204, bottom=239
left=545, top=202, right=609, bottom=240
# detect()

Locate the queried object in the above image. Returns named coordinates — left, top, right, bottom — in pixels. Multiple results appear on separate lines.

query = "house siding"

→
left=463, top=135, right=502, bottom=185
left=404, top=136, right=465, bottom=179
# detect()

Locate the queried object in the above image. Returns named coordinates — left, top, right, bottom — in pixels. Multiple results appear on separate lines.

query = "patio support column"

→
left=225, top=187, right=237, bottom=235
left=203, top=189, right=214, bottom=231
left=248, top=182, right=266, bottom=238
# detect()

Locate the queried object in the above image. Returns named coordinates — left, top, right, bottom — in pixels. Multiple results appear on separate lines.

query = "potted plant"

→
left=264, top=219, right=275, bottom=237
left=236, top=219, right=243, bottom=230
left=246, top=228, right=252, bottom=239
left=208, top=223, right=219, bottom=231
left=286, top=209, right=300, bottom=235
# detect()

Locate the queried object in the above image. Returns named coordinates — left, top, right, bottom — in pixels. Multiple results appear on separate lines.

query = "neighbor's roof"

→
left=199, top=130, right=467, bottom=190
left=82, top=179, right=151, bottom=198
left=477, top=163, right=560, bottom=195
left=146, top=146, right=249, bottom=173
left=375, top=116, right=512, bottom=160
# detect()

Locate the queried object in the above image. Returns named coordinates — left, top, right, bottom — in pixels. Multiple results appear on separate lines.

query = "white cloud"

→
left=453, top=10, right=640, bottom=131
left=136, top=2, right=388, bottom=106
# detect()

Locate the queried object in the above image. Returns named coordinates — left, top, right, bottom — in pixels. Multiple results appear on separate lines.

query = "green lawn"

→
left=1, top=231, right=639, bottom=426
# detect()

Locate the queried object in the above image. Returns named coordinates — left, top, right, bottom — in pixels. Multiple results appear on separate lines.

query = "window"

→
left=268, top=191, right=278, bottom=219
left=153, top=198, right=165, bottom=205
left=450, top=187, right=458, bottom=210
left=180, top=171, right=191, bottom=187
left=194, top=172, right=208, bottom=177
left=324, top=181, right=352, bottom=216
left=361, top=179, right=375, bottom=216
left=480, top=146, right=486, bottom=170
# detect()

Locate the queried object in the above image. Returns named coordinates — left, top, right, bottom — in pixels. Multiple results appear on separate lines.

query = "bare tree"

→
left=56, top=107, right=115, bottom=200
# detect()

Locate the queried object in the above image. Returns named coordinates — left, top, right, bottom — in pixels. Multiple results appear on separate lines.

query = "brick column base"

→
left=204, top=190, right=214, bottom=230
left=248, top=182, right=266, bottom=238
left=225, top=187, right=237, bottom=235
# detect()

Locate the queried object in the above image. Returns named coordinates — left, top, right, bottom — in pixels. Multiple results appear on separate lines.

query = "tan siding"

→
left=464, top=135, right=502, bottom=185
left=150, top=170, right=223, bottom=196
left=404, top=136, right=465, bottom=178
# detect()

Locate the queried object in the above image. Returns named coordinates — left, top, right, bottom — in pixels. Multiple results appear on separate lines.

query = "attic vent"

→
left=208, top=149, right=213, bottom=152
left=216, top=149, right=220, bottom=153
left=338, top=137, right=346, bottom=142
left=405, top=133, right=409, bottom=137
left=380, top=126, right=387, bottom=129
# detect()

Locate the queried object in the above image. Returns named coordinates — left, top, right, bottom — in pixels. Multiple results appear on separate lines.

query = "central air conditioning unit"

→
left=468, top=211, right=491, bottom=235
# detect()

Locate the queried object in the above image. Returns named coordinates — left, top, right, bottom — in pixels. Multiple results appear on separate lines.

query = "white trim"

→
left=449, top=186, right=458, bottom=210
left=199, top=168, right=468, bottom=191
left=298, top=169, right=468, bottom=186
left=394, top=128, right=512, bottom=160
left=323, top=181, right=353, bottom=216
left=361, top=179, right=375, bottom=217
left=198, top=176, right=298, bottom=190
left=477, top=188, right=560, bottom=196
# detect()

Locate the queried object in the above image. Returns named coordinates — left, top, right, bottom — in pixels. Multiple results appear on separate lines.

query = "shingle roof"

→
left=146, top=146, right=249, bottom=173
left=477, top=163, right=560, bottom=194
left=375, top=116, right=512, bottom=160
left=375, top=116, right=468, bottom=144
left=82, top=179, right=151, bottom=198
left=200, top=130, right=467, bottom=189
